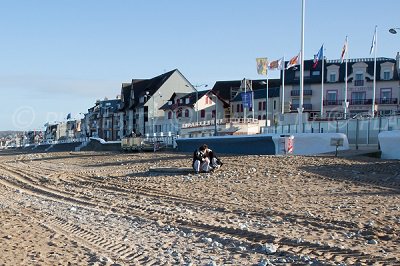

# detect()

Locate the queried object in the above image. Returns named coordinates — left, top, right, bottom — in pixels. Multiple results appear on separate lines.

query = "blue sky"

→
left=1, top=0, right=399, bottom=130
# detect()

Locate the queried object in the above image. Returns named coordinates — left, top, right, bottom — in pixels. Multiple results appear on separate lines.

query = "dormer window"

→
left=327, top=64, right=339, bottom=83
left=354, top=73, right=364, bottom=86
left=383, top=71, right=390, bottom=80
left=329, top=73, right=336, bottom=82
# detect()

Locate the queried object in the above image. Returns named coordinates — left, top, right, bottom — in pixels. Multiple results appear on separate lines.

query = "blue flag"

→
left=312, top=45, right=323, bottom=69
left=241, top=91, right=253, bottom=108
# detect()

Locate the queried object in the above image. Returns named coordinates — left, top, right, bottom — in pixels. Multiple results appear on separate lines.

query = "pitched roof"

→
left=160, top=90, right=210, bottom=110
left=232, top=87, right=280, bottom=102
left=284, top=57, right=399, bottom=84
left=326, top=57, right=399, bottom=82
left=119, top=69, right=178, bottom=110
left=211, top=79, right=281, bottom=101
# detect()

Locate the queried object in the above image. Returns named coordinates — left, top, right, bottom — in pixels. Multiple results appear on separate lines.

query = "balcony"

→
left=354, top=80, right=364, bottom=86
left=290, top=104, right=313, bottom=111
left=349, top=99, right=372, bottom=105
left=378, top=98, right=398, bottom=104
left=323, top=100, right=344, bottom=106
left=291, top=90, right=313, bottom=96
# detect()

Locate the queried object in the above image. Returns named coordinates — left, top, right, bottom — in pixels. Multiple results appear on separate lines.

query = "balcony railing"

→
left=378, top=98, right=398, bottom=104
left=181, top=118, right=259, bottom=129
left=323, top=99, right=344, bottom=106
left=349, top=99, right=372, bottom=105
left=291, top=90, right=313, bottom=96
left=354, top=80, right=364, bottom=86
left=290, top=104, right=313, bottom=111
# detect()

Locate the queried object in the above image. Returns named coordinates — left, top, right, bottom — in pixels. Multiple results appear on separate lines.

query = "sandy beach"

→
left=0, top=150, right=399, bottom=265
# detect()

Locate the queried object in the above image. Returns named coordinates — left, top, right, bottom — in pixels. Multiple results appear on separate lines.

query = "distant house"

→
left=81, top=98, right=122, bottom=141
left=160, top=90, right=229, bottom=137
left=119, top=69, right=195, bottom=137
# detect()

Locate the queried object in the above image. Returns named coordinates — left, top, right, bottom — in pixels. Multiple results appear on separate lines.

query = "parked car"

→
left=140, top=140, right=166, bottom=151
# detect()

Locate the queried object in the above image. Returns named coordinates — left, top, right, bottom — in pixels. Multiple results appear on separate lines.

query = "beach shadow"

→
left=300, top=157, right=400, bottom=193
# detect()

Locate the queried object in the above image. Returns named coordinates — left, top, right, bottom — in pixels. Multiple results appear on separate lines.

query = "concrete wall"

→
left=270, top=133, right=349, bottom=155
left=378, top=130, right=400, bottom=159
left=176, top=135, right=276, bottom=155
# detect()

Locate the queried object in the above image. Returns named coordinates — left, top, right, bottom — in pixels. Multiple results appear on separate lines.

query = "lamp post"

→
left=186, top=84, right=208, bottom=124
left=213, top=94, right=218, bottom=136
left=260, top=81, right=268, bottom=126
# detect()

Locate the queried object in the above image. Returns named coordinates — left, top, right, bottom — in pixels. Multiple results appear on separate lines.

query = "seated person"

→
left=192, top=144, right=223, bottom=174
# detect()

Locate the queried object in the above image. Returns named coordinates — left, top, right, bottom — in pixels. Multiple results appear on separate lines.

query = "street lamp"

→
left=186, top=84, right=208, bottom=124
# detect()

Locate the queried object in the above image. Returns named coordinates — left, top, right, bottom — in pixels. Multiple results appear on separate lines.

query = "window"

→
left=212, top=110, right=216, bottom=118
left=380, top=88, right=392, bottom=104
left=263, top=101, right=266, bottom=110
left=312, top=71, right=320, bottom=76
left=236, top=104, right=240, bottom=112
left=185, top=98, right=190, bottom=104
left=355, top=73, right=364, bottom=86
left=351, top=92, right=366, bottom=105
left=201, top=110, right=205, bottom=118
left=273, top=100, right=276, bottom=110
left=168, top=111, right=172, bottom=119
left=177, top=109, right=182, bottom=118
left=240, top=104, right=243, bottom=112
left=258, top=115, right=261, bottom=120
left=329, top=73, right=336, bottom=82
left=184, top=109, right=189, bottom=117
left=384, top=71, right=390, bottom=80
left=258, top=102, right=262, bottom=111
left=326, top=90, right=337, bottom=105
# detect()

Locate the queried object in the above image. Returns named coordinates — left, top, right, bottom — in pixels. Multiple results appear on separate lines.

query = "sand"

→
left=0, top=150, right=399, bottom=265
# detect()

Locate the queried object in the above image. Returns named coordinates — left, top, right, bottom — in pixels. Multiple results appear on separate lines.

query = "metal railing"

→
left=264, top=115, right=400, bottom=146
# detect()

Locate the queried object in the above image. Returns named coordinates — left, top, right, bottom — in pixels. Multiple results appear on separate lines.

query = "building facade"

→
left=282, top=54, right=400, bottom=120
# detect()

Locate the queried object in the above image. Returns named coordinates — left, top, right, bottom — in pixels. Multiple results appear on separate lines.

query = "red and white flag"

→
left=340, top=36, right=348, bottom=63
left=286, top=53, right=300, bottom=69
left=268, top=58, right=284, bottom=70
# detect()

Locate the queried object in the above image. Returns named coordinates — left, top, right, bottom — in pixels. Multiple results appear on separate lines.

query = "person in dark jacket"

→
left=192, top=144, right=222, bottom=174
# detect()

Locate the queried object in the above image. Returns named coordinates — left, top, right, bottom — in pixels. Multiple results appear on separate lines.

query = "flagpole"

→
left=344, top=36, right=348, bottom=119
left=266, top=75, right=269, bottom=124
left=281, top=56, right=285, bottom=114
left=299, top=0, right=305, bottom=131
left=372, top=26, right=377, bottom=117
left=244, top=78, right=247, bottom=121
left=320, top=49, right=325, bottom=118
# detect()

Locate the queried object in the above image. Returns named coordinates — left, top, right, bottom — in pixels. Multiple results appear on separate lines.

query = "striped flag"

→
left=370, top=26, right=377, bottom=55
left=286, top=53, right=300, bottom=69
left=312, top=45, right=324, bottom=69
left=340, top=36, right=348, bottom=63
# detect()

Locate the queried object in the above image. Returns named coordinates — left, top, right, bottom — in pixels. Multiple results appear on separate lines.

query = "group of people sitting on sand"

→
left=192, top=144, right=223, bottom=174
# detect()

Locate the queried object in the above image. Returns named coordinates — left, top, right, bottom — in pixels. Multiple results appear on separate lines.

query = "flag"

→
left=66, top=113, right=71, bottom=120
left=256, top=58, right=268, bottom=75
left=269, top=58, right=284, bottom=70
left=286, top=53, right=300, bottom=69
left=370, top=26, right=377, bottom=55
left=312, top=45, right=324, bottom=69
left=340, top=36, right=348, bottom=63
